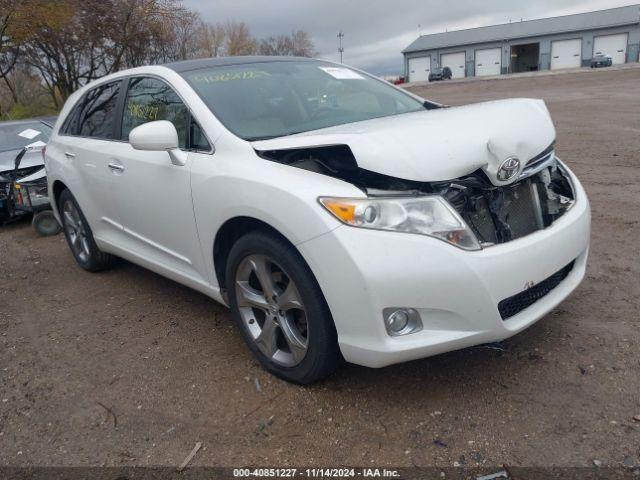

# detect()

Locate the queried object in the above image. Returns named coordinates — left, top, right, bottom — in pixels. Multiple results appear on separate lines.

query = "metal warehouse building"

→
left=403, top=4, right=640, bottom=82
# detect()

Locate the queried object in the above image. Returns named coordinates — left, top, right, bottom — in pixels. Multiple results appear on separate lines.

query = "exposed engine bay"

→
left=257, top=144, right=575, bottom=247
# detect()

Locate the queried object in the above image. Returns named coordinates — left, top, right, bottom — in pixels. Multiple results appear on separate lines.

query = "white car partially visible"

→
left=46, top=57, right=590, bottom=383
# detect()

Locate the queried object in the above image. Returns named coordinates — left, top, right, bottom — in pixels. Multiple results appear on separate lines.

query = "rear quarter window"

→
left=60, top=101, right=82, bottom=136
left=67, top=81, right=122, bottom=139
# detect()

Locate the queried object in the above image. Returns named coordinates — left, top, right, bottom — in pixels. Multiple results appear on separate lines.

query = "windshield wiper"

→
left=244, top=135, right=280, bottom=141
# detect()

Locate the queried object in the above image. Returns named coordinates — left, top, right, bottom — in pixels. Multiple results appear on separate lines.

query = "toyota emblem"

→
left=497, top=157, right=521, bottom=181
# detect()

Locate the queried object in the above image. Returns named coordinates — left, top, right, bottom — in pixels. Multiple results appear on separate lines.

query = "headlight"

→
left=319, top=196, right=481, bottom=250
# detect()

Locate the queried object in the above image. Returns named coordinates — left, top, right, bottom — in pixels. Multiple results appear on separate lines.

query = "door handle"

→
left=108, top=162, right=125, bottom=172
left=64, top=152, right=75, bottom=158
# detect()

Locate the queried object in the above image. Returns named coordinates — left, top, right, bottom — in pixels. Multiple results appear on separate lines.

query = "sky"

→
left=182, top=0, right=637, bottom=75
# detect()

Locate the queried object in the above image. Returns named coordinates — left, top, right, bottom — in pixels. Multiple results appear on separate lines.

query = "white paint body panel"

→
left=550, top=39, right=582, bottom=69
left=408, top=56, right=431, bottom=82
left=300, top=163, right=590, bottom=367
left=475, top=48, right=502, bottom=76
left=593, top=33, right=628, bottom=65
left=440, top=52, right=466, bottom=78
left=46, top=63, right=590, bottom=369
left=253, top=98, right=555, bottom=187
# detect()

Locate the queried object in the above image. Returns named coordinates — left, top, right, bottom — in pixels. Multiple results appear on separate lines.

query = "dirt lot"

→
left=1, top=68, right=639, bottom=469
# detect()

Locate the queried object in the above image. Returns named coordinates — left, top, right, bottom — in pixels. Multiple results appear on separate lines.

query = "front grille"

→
left=498, top=261, right=574, bottom=320
left=461, top=179, right=542, bottom=244
left=445, top=154, right=574, bottom=247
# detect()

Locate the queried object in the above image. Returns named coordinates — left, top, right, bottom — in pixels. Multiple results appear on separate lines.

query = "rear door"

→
left=106, top=76, right=210, bottom=282
left=52, top=80, right=125, bottom=244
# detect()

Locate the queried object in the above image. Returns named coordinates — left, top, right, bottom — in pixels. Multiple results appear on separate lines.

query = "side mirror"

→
left=129, top=120, right=187, bottom=166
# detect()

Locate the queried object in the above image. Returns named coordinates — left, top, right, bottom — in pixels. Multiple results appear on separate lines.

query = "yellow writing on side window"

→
left=191, top=70, right=270, bottom=83
left=128, top=102, right=159, bottom=121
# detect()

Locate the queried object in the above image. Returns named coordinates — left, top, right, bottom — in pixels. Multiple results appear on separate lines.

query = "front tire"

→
left=226, top=231, right=341, bottom=384
left=58, top=189, right=115, bottom=272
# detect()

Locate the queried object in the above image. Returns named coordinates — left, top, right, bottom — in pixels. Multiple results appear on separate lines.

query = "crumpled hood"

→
left=0, top=148, right=44, bottom=175
left=252, top=98, right=555, bottom=185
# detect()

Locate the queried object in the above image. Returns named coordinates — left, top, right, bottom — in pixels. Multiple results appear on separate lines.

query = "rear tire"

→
left=225, top=231, right=341, bottom=384
left=58, top=189, right=115, bottom=272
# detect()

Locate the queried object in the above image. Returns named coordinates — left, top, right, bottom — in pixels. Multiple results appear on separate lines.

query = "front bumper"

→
left=299, top=166, right=591, bottom=368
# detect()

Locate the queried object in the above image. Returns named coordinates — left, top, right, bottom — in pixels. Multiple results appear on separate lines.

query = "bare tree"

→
left=0, top=67, right=55, bottom=118
left=0, top=0, right=68, bottom=108
left=289, top=30, right=315, bottom=57
left=109, top=0, right=197, bottom=68
left=198, top=21, right=226, bottom=57
left=1, top=0, right=316, bottom=115
left=258, top=30, right=315, bottom=57
left=17, top=0, right=194, bottom=105
left=258, top=35, right=291, bottom=56
left=225, top=20, right=256, bottom=56
left=0, top=11, right=20, bottom=104
left=20, top=0, right=114, bottom=106
left=170, top=8, right=202, bottom=61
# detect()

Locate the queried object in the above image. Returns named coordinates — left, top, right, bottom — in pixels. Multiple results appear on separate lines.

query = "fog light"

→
left=383, top=308, right=423, bottom=337
left=388, top=310, right=409, bottom=332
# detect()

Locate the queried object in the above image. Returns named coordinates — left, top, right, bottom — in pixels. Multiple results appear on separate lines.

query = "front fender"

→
left=189, top=147, right=363, bottom=289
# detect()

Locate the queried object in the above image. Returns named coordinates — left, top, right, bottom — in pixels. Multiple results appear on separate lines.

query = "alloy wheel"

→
left=62, top=200, right=90, bottom=263
left=234, top=254, right=309, bottom=367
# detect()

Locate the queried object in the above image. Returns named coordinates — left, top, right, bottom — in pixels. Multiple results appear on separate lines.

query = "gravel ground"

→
left=0, top=67, right=639, bottom=469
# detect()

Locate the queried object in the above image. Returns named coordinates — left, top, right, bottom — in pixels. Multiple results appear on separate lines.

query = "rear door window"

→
left=121, top=77, right=189, bottom=148
left=76, top=81, right=122, bottom=139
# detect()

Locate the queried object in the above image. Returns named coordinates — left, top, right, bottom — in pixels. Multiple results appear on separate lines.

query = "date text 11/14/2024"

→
left=232, top=468, right=400, bottom=478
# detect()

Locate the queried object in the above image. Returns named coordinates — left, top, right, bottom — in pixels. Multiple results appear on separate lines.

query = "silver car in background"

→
left=0, top=118, right=60, bottom=235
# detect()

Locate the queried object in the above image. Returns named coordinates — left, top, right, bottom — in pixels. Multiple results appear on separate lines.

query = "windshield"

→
left=182, top=60, right=426, bottom=141
left=0, top=122, right=52, bottom=153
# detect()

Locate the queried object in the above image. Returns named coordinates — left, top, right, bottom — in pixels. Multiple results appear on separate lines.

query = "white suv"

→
left=46, top=57, right=590, bottom=383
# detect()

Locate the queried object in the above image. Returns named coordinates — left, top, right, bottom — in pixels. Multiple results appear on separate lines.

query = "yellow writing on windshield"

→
left=191, top=70, right=270, bottom=83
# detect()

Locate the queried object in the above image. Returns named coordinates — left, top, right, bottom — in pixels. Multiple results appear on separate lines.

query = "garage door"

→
left=408, top=56, right=431, bottom=82
left=441, top=52, right=466, bottom=79
left=550, top=39, right=582, bottom=69
left=475, top=48, right=501, bottom=76
left=594, top=33, right=628, bottom=64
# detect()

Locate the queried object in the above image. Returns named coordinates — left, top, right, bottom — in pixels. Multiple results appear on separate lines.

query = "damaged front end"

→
left=432, top=158, right=574, bottom=246
left=257, top=143, right=575, bottom=249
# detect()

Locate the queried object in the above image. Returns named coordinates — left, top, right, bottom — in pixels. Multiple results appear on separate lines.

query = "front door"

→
left=107, top=76, right=209, bottom=283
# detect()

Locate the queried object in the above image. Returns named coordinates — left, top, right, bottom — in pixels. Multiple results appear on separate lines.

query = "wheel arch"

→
left=213, top=216, right=301, bottom=296
left=52, top=179, right=68, bottom=209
